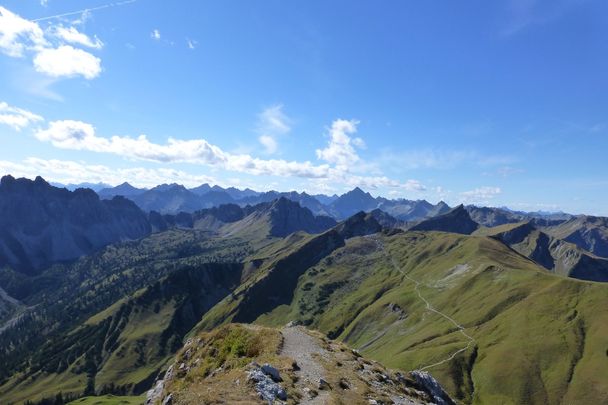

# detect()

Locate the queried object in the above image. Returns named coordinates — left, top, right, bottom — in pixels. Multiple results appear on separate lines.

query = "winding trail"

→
left=281, top=326, right=329, bottom=404
left=372, top=237, right=476, bottom=371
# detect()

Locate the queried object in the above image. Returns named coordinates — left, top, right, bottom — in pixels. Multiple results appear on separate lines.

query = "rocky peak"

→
left=335, top=211, right=383, bottom=239
left=410, top=204, right=479, bottom=235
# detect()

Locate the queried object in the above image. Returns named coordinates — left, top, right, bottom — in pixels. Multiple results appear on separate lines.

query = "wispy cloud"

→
left=51, top=26, right=103, bottom=49
left=379, top=149, right=515, bottom=171
left=186, top=38, right=197, bottom=49
left=256, top=104, right=292, bottom=154
left=459, top=186, right=502, bottom=204
left=31, top=0, right=137, bottom=22
left=0, top=157, right=217, bottom=189
left=501, top=0, right=582, bottom=37
left=151, top=29, right=161, bottom=41
left=0, top=101, right=44, bottom=130
left=379, top=149, right=475, bottom=170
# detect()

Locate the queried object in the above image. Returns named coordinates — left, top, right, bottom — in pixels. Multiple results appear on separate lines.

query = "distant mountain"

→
left=313, top=193, right=339, bottom=205
left=221, top=197, right=337, bottom=238
left=189, top=183, right=212, bottom=195
left=236, top=191, right=329, bottom=216
left=130, top=184, right=204, bottom=214
left=379, top=199, right=450, bottom=221
left=0, top=175, right=151, bottom=275
left=222, top=186, right=259, bottom=200
left=329, top=187, right=379, bottom=219
left=466, top=205, right=526, bottom=227
left=480, top=222, right=608, bottom=282
left=198, top=190, right=235, bottom=207
left=97, top=182, right=452, bottom=222
left=52, top=182, right=112, bottom=192
left=410, top=204, right=479, bottom=234
left=150, top=198, right=337, bottom=240
left=98, top=182, right=147, bottom=199
left=542, top=215, right=608, bottom=258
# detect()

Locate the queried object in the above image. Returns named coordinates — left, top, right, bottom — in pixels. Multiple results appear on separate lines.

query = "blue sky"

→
left=0, top=0, right=607, bottom=214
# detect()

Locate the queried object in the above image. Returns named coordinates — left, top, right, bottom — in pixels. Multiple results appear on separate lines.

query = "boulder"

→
left=261, top=363, right=282, bottom=382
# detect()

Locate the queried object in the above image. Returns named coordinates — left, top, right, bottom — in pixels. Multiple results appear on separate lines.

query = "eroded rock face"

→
left=411, top=371, right=455, bottom=405
left=145, top=364, right=175, bottom=405
left=0, top=175, right=151, bottom=274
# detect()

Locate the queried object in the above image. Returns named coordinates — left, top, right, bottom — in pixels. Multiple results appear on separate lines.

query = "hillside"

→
left=1, top=180, right=608, bottom=404
left=197, top=230, right=608, bottom=404
left=543, top=215, right=608, bottom=258
left=0, top=229, right=253, bottom=403
left=148, top=323, right=450, bottom=405
left=477, top=222, right=608, bottom=282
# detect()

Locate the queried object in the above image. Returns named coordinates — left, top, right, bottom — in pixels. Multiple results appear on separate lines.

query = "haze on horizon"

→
left=0, top=0, right=606, bottom=215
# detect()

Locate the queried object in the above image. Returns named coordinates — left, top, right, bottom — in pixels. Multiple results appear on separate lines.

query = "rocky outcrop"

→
left=247, top=363, right=287, bottom=402
left=411, top=371, right=455, bottom=405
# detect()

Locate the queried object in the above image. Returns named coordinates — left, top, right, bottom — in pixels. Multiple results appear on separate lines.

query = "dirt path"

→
left=372, top=237, right=476, bottom=371
left=281, top=326, right=329, bottom=404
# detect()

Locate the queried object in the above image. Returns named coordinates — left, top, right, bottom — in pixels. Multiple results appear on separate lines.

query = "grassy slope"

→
left=67, top=395, right=144, bottom=405
left=205, top=231, right=608, bottom=404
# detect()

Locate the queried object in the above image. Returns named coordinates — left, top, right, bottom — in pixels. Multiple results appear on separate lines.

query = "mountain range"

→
left=1, top=175, right=608, bottom=404
left=96, top=182, right=453, bottom=221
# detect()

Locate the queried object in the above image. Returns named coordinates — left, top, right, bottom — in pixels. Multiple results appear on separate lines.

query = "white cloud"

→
left=0, top=101, right=44, bottom=130
left=0, top=6, right=47, bottom=57
left=33, top=45, right=101, bottom=79
left=258, top=135, right=278, bottom=154
left=256, top=104, right=291, bottom=154
left=460, top=186, right=501, bottom=204
left=0, top=6, right=103, bottom=80
left=151, top=29, right=161, bottom=40
left=403, top=179, right=426, bottom=192
left=0, top=157, right=217, bottom=189
left=187, top=38, right=197, bottom=49
left=258, top=104, right=291, bottom=135
left=33, top=118, right=425, bottom=194
left=34, top=119, right=331, bottom=178
left=52, top=26, right=103, bottom=49
left=316, top=119, right=364, bottom=167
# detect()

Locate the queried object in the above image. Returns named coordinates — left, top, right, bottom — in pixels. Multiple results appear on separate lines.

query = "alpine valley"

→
left=1, top=175, right=607, bottom=405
